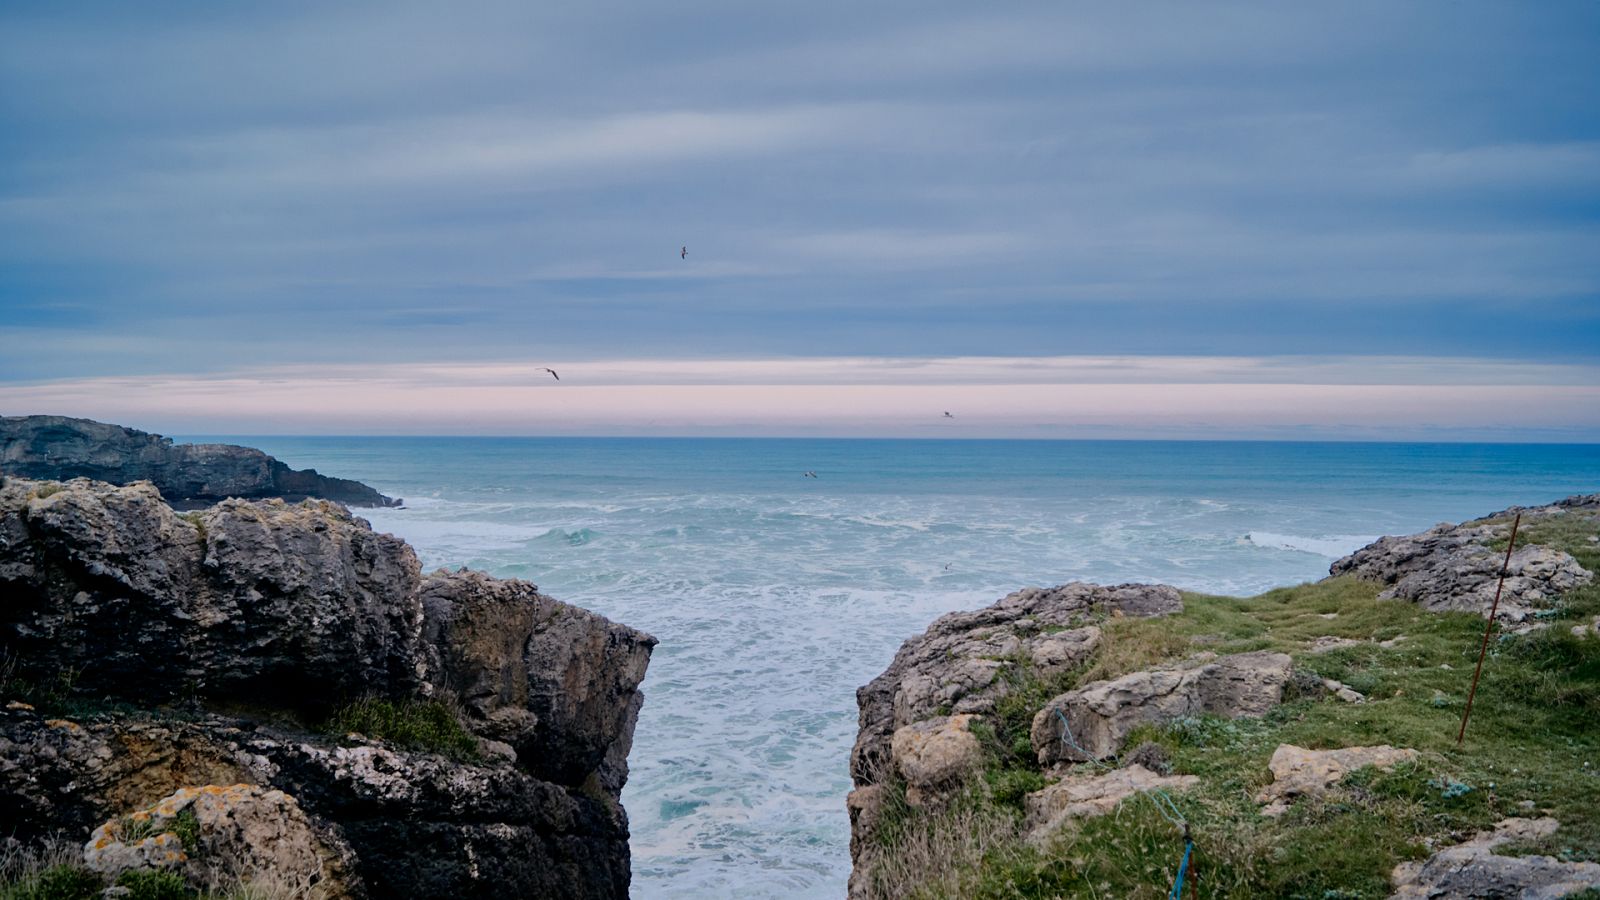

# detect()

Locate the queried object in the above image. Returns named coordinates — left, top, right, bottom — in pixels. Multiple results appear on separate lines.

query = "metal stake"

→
left=1457, top=512, right=1520, bottom=745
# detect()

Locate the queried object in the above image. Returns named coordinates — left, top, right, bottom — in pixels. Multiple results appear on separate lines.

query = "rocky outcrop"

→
left=1256, top=744, right=1418, bottom=816
left=1023, top=764, right=1198, bottom=840
left=1390, top=817, right=1600, bottom=899
left=1031, top=651, right=1293, bottom=766
left=0, top=415, right=399, bottom=507
left=847, top=582, right=1181, bottom=898
left=851, top=582, right=1181, bottom=785
left=0, top=477, right=655, bottom=899
left=1332, top=497, right=1596, bottom=628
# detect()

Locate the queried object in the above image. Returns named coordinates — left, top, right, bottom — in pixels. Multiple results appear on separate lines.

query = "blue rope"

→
left=1168, top=840, right=1193, bottom=899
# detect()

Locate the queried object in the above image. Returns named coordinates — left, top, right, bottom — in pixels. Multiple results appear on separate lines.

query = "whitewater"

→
left=190, top=437, right=1599, bottom=898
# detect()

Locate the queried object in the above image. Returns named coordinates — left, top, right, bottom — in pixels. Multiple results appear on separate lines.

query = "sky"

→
left=1, top=1, right=1597, bottom=437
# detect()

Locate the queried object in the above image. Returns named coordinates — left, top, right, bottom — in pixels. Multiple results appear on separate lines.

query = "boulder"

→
left=1023, top=764, right=1198, bottom=839
left=1256, top=744, right=1418, bottom=816
left=890, top=714, right=984, bottom=807
left=0, top=415, right=400, bottom=507
left=1031, top=651, right=1292, bottom=765
left=1390, top=817, right=1600, bottom=899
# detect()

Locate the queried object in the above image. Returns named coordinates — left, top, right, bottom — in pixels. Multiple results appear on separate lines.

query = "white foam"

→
left=1246, top=531, right=1375, bottom=559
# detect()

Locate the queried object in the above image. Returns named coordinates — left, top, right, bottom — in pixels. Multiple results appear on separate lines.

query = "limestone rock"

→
left=0, top=476, right=655, bottom=898
left=1031, top=651, right=1292, bottom=765
left=1390, top=817, right=1600, bottom=899
left=852, top=582, right=1180, bottom=783
left=0, top=415, right=399, bottom=507
left=1257, top=744, right=1417, bottom=816
left=85, top=784, right=351, bottom=896
left=0, top=478, right=425, bottom=708
left=1023, top=764, right=1198, bottom=839
left=1332, top=499, right=1596, bottom=628
left=890, top=714, right=983, bottom=807
left=421, top=569, right=656, bottom=787
left=0, top=706, right=637, bottom=899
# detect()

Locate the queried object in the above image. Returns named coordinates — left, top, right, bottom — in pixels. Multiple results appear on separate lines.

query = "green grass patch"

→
left=0, top=865, right=104, bottom=900
left=115, top=870, right=190, bottom=900
left=324, top=697, right=480, bottom=760
left=874, top=562, right=1600, bottom=898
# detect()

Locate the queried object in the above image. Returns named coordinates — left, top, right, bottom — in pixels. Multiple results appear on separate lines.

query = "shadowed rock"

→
left=1, top=415, right=400, bottom=507
left=0, top=476, right=655, bottom=899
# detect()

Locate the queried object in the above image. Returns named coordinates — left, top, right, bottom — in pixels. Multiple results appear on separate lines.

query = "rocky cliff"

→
left=0, top=415, right=400, bottom=507
left=0, top=476, right=654, bottom=899
left=848, top=495, right=1600, bottom=899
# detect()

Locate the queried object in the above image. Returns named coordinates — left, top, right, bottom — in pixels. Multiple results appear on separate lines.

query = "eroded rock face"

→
left=1389, top=817, right=1600, bottom=899
left=1332, top=498, right=1596, bottom=628
left=0, top=416, right=400, bottom=507
left=1256, top=744, right=1418, bottom=816
left=421, top=569, right=655, bottom=788
left=852, top=582, right=1181, bottom=784
left=0, top=478, right=655, bottom=899
left=1031, top=651, right=1292, bottom=766
left=1023, top=764, right=1198, bottom=840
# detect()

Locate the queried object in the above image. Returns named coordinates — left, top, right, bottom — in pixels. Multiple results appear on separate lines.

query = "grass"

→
left=323, top=696, right=480, bottom=760
left=870, top=510, right=1600, bottom=898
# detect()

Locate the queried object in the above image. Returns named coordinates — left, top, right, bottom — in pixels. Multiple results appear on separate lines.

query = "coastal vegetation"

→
left=861, top=509, right=1600, bottom=899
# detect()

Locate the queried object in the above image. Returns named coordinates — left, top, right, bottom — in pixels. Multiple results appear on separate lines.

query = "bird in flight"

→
left=539, top=368, right=560, bottom=381
left=803, top=470, right=818, bottom=478
left=943, top=411, right=954, bottom=418
left=681, top=246, right=687, bottom=260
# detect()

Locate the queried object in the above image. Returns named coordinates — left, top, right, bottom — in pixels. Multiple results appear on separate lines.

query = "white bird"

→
left=539, top=368, right=560, bottom=381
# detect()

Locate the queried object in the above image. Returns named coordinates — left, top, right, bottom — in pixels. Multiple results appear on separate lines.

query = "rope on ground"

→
left=1055, top=707, right=1195, bottom=898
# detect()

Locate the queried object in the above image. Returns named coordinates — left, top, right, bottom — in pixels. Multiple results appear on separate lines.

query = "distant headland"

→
left=0, top=415, right=400, bottom=508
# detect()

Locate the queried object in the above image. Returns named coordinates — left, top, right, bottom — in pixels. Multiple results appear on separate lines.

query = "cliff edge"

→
left=0, top=415, right=400, bottom=508
left=849, top=494, right=1599, bottom=899
left=0, top=476, right=654, bottom=899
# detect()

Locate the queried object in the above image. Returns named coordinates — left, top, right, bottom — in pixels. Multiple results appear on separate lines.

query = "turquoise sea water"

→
left=188, top=438, right=1599, bottom=898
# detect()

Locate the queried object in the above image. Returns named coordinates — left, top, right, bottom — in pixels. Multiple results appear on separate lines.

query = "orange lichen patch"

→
left=44, top=718, right=81, bottom=731
left=94, top=836, right=112, bottom=850
left=130, top=811, right=152, bottom=822
left=4, top=701, right=35, bottom=711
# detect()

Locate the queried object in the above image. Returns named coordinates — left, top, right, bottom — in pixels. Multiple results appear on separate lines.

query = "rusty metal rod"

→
left=1457, top=511, right=1520, bottom=746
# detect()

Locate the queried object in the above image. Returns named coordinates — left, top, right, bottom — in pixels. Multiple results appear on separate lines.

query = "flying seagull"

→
left=681, top=246, right=687, bottom=259
left=803, top=470, right=818, bottom=478
left=539, top=368, right=560, bottom=381
left=943, top=411, right=953, bottom=418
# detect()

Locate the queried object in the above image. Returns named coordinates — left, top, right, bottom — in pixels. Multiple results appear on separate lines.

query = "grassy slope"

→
left=872, top=511, right=1600, bottom=900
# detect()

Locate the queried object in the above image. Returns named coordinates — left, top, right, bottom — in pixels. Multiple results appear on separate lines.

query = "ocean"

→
left=186, top=437, right=1600, bottom=898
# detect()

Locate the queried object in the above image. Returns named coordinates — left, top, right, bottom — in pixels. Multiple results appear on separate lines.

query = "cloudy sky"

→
left=2, top=1, right=1597, bottom=437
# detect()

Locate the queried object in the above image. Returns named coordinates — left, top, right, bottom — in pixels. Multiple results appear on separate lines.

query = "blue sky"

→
left=1, top=2, right=1597, bottom=436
